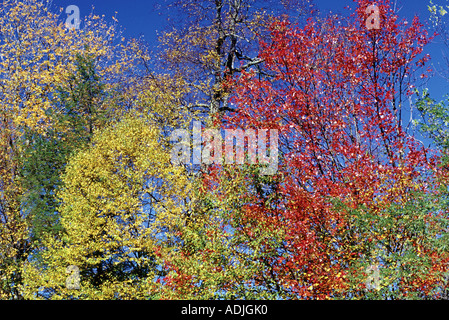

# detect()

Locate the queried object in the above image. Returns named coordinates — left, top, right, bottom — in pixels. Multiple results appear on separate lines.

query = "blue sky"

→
left=54, top=1, right=439, bottom=41
left=53, top=0, right=448, bottom=103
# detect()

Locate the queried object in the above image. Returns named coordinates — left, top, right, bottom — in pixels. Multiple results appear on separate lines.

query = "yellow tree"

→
left=0, top=0, right=150, bottom=299
left=22, top=112, right=191, bottom=299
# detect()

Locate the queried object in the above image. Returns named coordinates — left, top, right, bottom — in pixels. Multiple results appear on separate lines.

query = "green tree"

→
left=331, top=187, right=449, bottom=299
left=20, top=53, right=107, bottom=246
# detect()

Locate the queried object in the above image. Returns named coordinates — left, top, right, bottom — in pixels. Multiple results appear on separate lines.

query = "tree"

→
left=3, top=0, right=448, bottom=300
left=147, top=0, right=316, bottom=299
left=0, top=0, right=147, bottom=299
left=209, top=0, right=448, bottom=299
left=159, top=165, right=287, bottom=299
left=19, top=53, right=107, bottom=247
left=156, top=0, right=316, bottom=118
left=428, top=0, right=449, bottom=81
left=22, top=112, right=191, bottom=299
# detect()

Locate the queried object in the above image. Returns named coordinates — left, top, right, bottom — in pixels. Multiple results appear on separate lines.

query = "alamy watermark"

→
left=65, top=5, right=81, bottom=30
left=365, top=264, right=380, bottom=291
left=366, top=4, right=380, bottom=30
left=170, top=121, right=279, bottom=175
left=66, top=265, right=80, bottom=290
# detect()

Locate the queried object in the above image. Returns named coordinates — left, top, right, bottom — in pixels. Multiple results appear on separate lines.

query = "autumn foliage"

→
left=0, top=0, right=448, bottom=300
left=162, top=0, right=449, bottom=299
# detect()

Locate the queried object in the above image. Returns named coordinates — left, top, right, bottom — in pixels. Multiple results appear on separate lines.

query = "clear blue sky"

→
left=54, top=0, right=448, bottom=103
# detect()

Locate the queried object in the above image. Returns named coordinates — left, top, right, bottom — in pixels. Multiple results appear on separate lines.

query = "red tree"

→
left=163, top=0, right=449, bottom=299
left=221, top=0, right=447, bottom=298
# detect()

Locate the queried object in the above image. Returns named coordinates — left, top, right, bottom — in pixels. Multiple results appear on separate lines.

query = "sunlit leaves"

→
left=0, top=0, right=155, bottom=299
left=23, top=113, right=191, bottom=299
left=223, top=0, right=442, bottom=299
left=2, top=0, right=449, bottom=301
